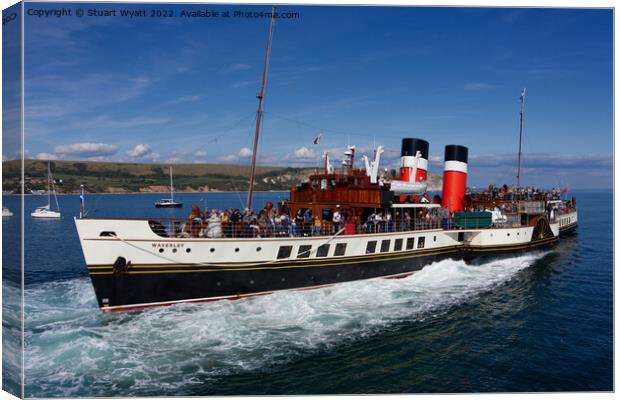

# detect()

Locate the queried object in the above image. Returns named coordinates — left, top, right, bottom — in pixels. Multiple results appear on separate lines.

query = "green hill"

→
left=2, top=160, right=315, bottom=194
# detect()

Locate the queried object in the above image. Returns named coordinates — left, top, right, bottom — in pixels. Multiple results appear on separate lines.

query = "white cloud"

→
left=169, top=95, right=201, bottom=104
left=238, top=147, right=253, bottom=158
left=127, top=144, right=153, bottom=158
left=218, top=154, right=239, bottom=162
left=166, top=157, right=181, bottom=164
left=464, top=82, right=494, bottom=91
left=194, top=150, right=208, bottom=157
left=35, top=152, right=59, bottom=160
left=54, top=142, right=118, bottom=157
left=227, top=63, right=251, bottom=72
left=231, top=80, right=259, bottom=89
left=87, top=156, right=111, bottom=162
left=145, top=152, right=160, bottom=161
left=293, top=146, right=316, bottom=159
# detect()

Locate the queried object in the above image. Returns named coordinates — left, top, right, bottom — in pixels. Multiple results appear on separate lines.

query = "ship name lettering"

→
left=151, top=243, right=184, bottom=248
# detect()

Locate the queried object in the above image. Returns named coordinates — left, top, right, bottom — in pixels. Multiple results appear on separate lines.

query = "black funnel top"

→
left=401, top=138, right=429, bottom=159
left=444, top=145, right=468, bottom=163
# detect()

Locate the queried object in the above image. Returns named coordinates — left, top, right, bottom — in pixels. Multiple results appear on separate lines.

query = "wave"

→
left=22, top=252, right=546, bottom=397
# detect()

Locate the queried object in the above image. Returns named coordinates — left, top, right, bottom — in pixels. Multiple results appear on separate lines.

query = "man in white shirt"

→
left=333, top=205, right=342, bottom=233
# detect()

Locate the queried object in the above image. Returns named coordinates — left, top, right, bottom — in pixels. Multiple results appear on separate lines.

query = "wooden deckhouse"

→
left=286, top=168, right=393, bottom=227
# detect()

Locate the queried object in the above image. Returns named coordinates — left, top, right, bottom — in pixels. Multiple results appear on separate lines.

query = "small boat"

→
left=2, top=206, right=13, bottom=217
left=32, top=162, right=61, bottom=219
left=155, top=166, right=182, bottom=208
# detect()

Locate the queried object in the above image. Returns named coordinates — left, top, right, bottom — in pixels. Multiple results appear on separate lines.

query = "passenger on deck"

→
left=185, top=204, right=204, bottom=238
left=333, top=205, right=342, bottom=233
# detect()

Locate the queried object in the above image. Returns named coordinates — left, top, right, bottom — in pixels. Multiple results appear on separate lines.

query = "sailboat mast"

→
left=47, top=161, right=51, bottom=207
left=246, top=5, right=277, bottom=211
left=516, top=88, right=526, bottom=190
left=169, top=166, right=174, bottom=201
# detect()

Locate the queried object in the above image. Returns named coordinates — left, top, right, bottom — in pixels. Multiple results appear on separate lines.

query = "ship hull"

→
left=83, top=236, right=558, bottom=311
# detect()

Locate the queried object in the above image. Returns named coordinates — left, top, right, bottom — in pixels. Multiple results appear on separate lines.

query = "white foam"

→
left=23, top=252, right=546, bottom=397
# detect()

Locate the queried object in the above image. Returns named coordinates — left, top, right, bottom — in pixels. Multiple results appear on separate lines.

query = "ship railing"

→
left=148, top=215, right=527, bottom=239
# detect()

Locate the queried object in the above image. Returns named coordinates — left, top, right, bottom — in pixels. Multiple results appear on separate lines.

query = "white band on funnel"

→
left=416, top=158, right=428, bottom=171
left=444, top=160, right=468, bottom=174
left=401, top=156, right=416, bottom=168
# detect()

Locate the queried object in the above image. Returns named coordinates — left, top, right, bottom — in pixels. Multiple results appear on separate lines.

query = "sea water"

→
left=1, top=190, right=612, bottom=396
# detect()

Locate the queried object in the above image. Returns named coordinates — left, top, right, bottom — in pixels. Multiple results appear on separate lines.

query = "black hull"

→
left=559, top=222, right=578, bottom=235
left=155, top=203, right=183, bottom=208
left=88, top=237, right=558, bottom=311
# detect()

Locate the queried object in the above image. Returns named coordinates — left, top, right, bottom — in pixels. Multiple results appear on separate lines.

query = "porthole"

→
left=210, top=248, right=215, bottom=253
left=158, top=248, right=164, bottom=253
left=507, top=233, right=510, bottom=236
left=235, top=248, right=240, bottom=252
left=250, top=280, right=255, bottom=285
left=256, top=247, right=262, bottom=252
left=172, top=248, right=177, bottom=253
left=186, top=248, right=191, bottom=253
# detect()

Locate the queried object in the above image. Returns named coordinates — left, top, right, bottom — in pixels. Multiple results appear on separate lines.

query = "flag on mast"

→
left=313, top=132, right=322, bottom=145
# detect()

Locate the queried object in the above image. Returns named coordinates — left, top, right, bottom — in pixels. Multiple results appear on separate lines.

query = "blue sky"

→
left=9, top=4, right=614, bottom=188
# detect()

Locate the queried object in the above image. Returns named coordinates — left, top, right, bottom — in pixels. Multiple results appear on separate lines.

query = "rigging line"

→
left=108, top=228, right=346, bottom=268
left=190, top=111, right=258, bottom=155
left=263, top=111, right=405, bottom=141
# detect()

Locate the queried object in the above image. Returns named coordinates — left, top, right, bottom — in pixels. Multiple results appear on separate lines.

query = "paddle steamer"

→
left=74, top=7, right=577, bottom=311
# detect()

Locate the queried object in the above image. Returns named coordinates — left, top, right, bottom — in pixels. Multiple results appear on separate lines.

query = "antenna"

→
left=516, top=88, right=526, bottom=190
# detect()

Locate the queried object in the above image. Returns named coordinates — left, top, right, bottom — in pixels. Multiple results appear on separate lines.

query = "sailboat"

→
left=2, top=206, right=13, bottom=217
left=155, top=166, right=183, bottom=208
left=31, top=161, right=61, bottom=219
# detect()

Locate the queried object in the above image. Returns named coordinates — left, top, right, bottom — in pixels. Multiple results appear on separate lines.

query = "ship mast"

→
left=247, top=5, right=277, bottom=211
left=516, top=88, right=526, bottom=190
left=169, top=166, right=174, bottom=202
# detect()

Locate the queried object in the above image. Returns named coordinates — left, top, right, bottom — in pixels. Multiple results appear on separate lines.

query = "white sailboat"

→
left=2, top=206, right=13, bottom=217
left=155, top=166, right=183, bottom=208
left=31, top=162, right=61, bottom=219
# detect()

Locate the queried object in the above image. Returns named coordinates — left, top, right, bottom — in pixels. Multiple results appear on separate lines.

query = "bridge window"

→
left=406, top=237, right=415, bottom=250
left=277, top=246, right=293, bottom=259
left=99, top=231, right=116, bottom=237
left=297, top=245, right=312, bottom=258
left=418, top=237, right=425, bottom=249
left=316, top=244, right=330, bottom=257
left=334, top=243, right=347, bottom=256
left=394, top=238, right=403, bottom=251
left=366, top=241, right=377, bottom=254
left=380, top=240, right=390, bottom=253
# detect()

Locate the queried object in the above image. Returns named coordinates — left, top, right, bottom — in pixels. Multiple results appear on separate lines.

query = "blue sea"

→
left=1, top=190, right=613, bottom=397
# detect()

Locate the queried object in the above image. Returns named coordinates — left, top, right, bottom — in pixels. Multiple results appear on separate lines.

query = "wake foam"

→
left=24, top=252, right=546, bottom=397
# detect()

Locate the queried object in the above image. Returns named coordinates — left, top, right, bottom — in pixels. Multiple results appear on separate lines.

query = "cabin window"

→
left=433, top=236, right=437, bottom=242
left=99, top=231, right=116, bottom=237
left=458, top=232, right=464, bottom=242
left=148, top=220, right=169, bottom=237
left=297, top=245, right=312, bottom=258
left=334, top=243, right=347, bottom=256
left=277, top=246, right=293, bottom=259
left=366, top=241, right=377, bottom=254
left=380, top=240, right=390, bottom=253
left=316, top=244, right=330, bottom=257
left=320, top=179, right=327, bottom=189
left=406, top=237, right=415, bottom=250
left=418, top=237, right=425, bottom=249
left=394, top=238, right=403, bottom=251
left=329, top=179, right=336, bottom=189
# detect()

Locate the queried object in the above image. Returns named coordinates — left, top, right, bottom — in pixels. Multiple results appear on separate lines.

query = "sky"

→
left=4, top=3, right=614, bottom=189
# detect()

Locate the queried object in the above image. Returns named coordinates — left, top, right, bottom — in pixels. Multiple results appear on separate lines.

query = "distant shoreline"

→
left=4, top=190, right=290, bottom=196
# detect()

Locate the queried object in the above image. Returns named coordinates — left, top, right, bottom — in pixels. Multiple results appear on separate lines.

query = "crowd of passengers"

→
left=172, top=203, right=449, bottom=239
left=166, top=184, right=576, bottom=238
left=471, top=184, right=569, bottom=202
